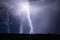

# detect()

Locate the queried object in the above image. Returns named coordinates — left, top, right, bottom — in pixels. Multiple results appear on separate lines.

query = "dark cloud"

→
left=0, top=0, right=60, bottom=34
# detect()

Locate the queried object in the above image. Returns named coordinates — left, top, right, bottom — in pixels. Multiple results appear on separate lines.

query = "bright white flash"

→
left=20, top=2, right=34, bottom=34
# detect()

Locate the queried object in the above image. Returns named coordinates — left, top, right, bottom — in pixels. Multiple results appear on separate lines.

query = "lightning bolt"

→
left=26, top=6, right=34, bottom=34
left=7, top=10, right=10, bottom=33
left=20, top=2, right=34, bottom=34
left=27, top=10, right=34, bottom=34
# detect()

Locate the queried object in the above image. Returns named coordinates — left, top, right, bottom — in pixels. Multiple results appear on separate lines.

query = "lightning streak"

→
left=26, top=5, right=34, bottom=34
left=27, top=10, right=34, bottom=34
left=20, top=2, right=34, bottom=34
left=7, top=10, right=10, bottom=33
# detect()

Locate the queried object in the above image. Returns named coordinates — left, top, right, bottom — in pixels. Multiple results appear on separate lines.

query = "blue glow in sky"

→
left=0, top=0, right=60, bottom=34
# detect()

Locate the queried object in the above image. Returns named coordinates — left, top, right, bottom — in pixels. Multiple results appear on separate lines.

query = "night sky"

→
left=0, top=0, right=60, bottom=34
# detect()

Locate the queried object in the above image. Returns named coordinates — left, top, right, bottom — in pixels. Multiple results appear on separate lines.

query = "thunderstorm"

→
left=19, top=2, right=34, bottom=34
left=0, top=0, right=60, bottom=34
